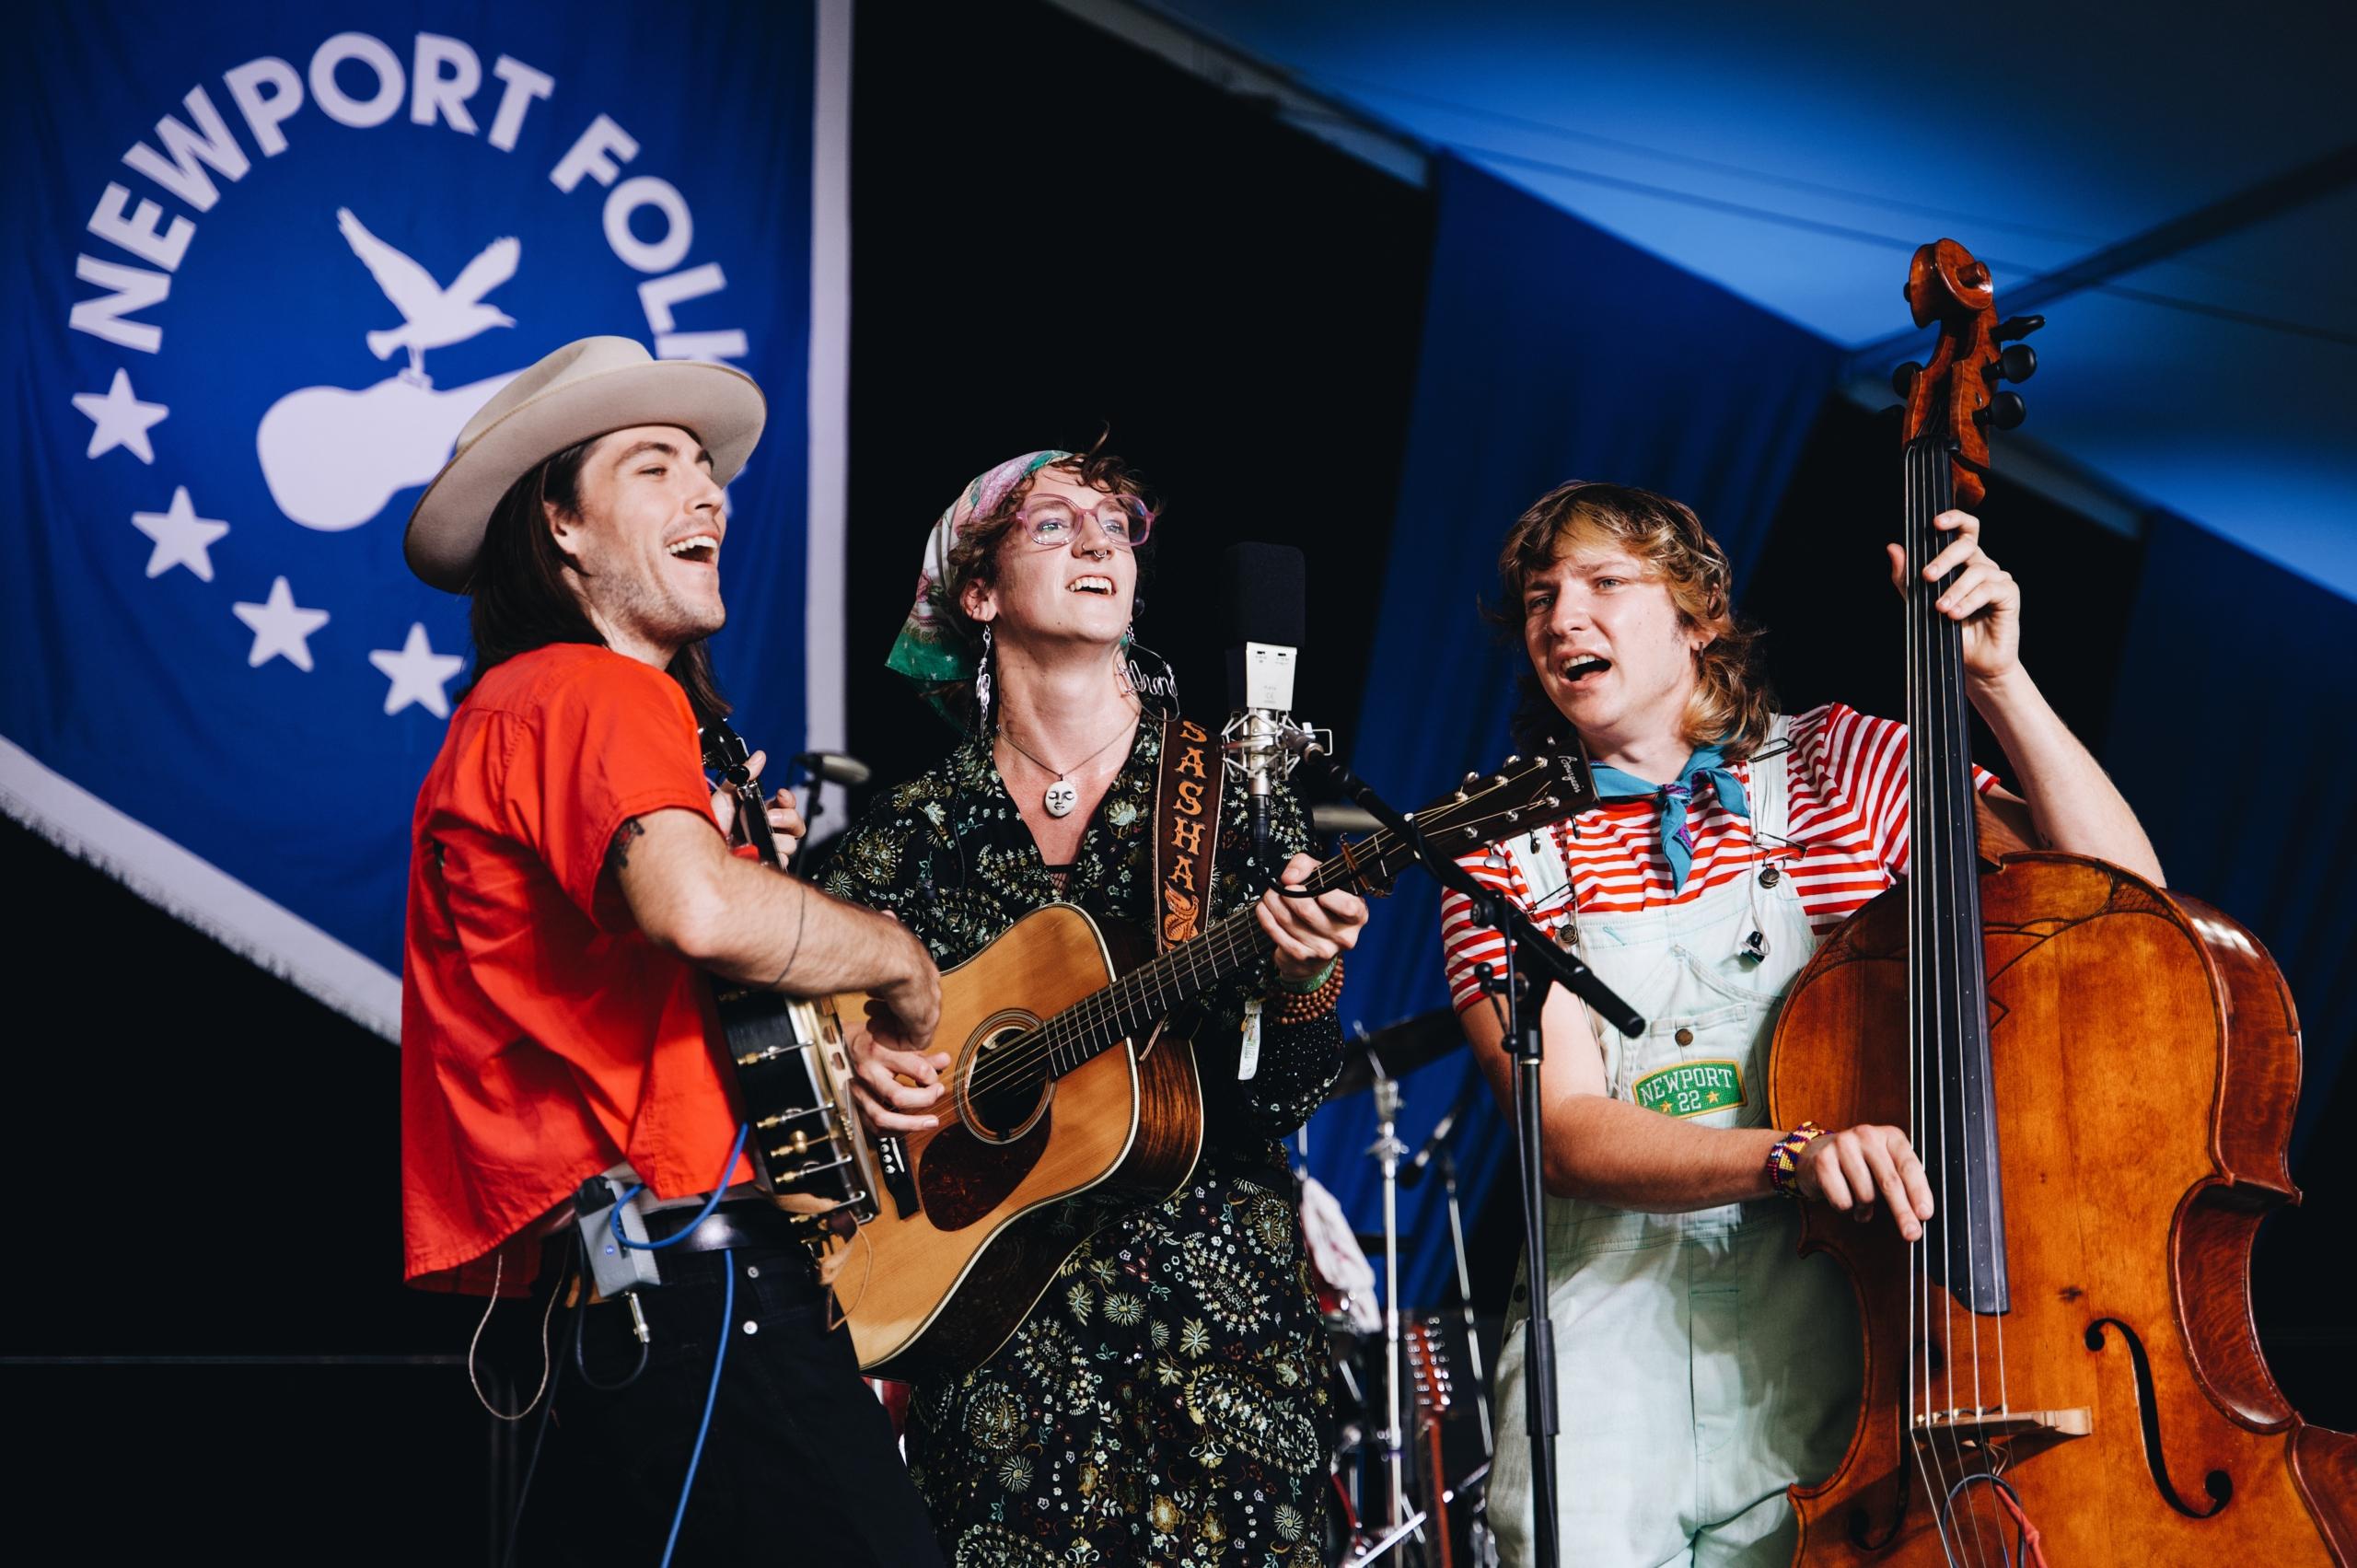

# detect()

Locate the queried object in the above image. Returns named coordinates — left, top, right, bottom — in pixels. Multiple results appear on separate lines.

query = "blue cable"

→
left=612, top=1122, right=751, bottom=1250
left=658, top=1251, right=733, bottom=1568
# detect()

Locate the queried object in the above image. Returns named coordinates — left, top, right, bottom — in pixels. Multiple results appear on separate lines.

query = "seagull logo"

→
left=336, top=207, right=519, bottom=387
left=252, top=211, right=527, bottom=533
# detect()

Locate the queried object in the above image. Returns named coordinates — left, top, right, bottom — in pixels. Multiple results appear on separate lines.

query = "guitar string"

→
left=958, top=772, right=1550, bottom=1105
left=958, top=797, right=1436, bottom=1102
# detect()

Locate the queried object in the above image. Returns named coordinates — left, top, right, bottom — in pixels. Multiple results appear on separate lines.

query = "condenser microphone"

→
left=1220, top=542, right=1306, bottom=872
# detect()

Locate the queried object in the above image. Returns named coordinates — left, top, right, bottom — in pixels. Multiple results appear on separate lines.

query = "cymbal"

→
left=1328, top=1007, right=1466, bottom=1100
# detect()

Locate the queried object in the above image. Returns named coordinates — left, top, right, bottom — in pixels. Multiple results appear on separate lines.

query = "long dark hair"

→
left=461, top=438, right=730, bottom=723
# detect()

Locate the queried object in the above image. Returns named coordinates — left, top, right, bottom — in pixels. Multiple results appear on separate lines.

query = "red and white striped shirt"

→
left=1439, top=703, right=1997, bottom=1012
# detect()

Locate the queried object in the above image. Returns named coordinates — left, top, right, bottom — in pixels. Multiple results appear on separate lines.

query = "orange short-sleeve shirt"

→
left=401, top=643, right=752, bottom=1293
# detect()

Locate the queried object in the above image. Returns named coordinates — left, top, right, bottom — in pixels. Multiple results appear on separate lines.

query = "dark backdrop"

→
left=4, top=1, right=2346, bottom=1553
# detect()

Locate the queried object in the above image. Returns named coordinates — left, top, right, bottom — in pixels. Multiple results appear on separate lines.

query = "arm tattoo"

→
left=606, top=816, right=647, bottom=875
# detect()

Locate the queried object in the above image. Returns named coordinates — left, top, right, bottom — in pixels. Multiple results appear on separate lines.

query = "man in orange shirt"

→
left=400, top=337, right=946, bottom=1564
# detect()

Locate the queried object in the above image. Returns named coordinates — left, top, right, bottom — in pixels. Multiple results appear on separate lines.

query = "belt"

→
left=641, top=1196, right=807, bottom=1256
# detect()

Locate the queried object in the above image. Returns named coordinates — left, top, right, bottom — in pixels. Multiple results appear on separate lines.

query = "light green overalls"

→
left=1488, top=719, right=1861, bottom=1568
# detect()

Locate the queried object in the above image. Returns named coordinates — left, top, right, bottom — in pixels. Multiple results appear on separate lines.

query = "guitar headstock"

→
left=1891, top=238, right=2040, bottom=507
left=1337, top=748, right=1596, bottom=897
left=1404, top=1318, right=1454, bottom=1418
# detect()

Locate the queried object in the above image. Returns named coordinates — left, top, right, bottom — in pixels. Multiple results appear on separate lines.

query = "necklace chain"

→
left=998, top=710, right=1138, bottom=781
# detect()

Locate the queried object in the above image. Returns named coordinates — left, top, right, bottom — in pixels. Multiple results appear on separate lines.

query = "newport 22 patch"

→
left=1632, top=1060, right=1745, bottom=1119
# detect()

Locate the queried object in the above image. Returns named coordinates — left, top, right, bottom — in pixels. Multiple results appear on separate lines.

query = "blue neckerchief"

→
left=1587, top=742, right=1748, bottom=890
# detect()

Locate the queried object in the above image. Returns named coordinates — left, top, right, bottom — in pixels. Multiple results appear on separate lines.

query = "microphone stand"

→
left=1288, top=736, right=1643, bottom=1568
left=1369, top=1073, right=1414, bottom=1544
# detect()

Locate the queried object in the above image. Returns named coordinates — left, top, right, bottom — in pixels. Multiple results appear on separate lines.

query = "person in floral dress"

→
left=823, top=447, right=1364, bottom=1566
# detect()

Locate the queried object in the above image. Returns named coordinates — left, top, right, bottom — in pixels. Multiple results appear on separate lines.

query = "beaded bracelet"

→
left=1766, top=1121, right=1827, bottom=1200
left=1269, top=958, right=1344, bottom=1024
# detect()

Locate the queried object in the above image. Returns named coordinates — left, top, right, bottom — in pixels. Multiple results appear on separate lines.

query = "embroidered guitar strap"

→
left=1150, top=715, right=1225, bottom=955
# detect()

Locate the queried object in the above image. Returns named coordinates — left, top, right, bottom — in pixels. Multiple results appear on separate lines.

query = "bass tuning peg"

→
left=1993, top=314, right=2046, bottom=343
left=1978, top=390, right=2027, bottom=430
left=1982, top=343, right=2038, bottom=385
left=1891, top=360, right=1922, bottom=400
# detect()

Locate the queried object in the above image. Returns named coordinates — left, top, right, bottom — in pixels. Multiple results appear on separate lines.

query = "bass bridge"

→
left=1912, top=1403, right=2091, bottom=1467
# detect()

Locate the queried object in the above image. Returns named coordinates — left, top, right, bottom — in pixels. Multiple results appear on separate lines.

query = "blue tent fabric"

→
left=1308, top=155, right=1841, bottom=1308
left=2102, top=513, right=2357, bottom=1164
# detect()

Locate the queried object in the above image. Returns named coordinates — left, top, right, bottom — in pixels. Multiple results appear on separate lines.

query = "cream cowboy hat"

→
left=404, top=335, right=766, bottom=592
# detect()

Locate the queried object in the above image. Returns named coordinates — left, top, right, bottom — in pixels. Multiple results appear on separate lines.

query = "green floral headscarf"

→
left=885, top=449, right=1074, bottom=726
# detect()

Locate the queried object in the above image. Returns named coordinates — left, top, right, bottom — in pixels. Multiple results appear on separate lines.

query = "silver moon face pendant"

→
left=1043, top=778, right=1079, bottom=819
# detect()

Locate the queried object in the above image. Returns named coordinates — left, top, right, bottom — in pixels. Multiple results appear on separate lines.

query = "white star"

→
left=72, top=368, right=169, bottom=463
left=130, top=486, right=229, bottom=580
left=369, top=621, right=466, bottom=718
left=231, top=576, right=331, bottom=671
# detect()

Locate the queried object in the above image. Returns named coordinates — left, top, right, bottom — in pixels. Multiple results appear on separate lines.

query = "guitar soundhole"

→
left=962, top=1017, right=1052, bottom=1144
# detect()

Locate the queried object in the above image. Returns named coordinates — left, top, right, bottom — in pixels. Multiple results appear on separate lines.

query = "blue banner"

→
left=3, top=3, right=849, bottom=1037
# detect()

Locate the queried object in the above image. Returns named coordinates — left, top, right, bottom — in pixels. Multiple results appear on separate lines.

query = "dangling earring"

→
left=1121, top=631, right=1180, bottom=720
left=973, top=624, right=994, bottom=730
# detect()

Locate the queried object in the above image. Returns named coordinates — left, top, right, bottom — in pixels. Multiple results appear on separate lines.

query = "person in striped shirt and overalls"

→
left=1442, top=481, right=2162, bottom=1568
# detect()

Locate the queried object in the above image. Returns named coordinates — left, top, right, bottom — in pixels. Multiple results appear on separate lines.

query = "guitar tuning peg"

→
left=1504, top=754, right=1521, bottom=767
left=1993, top=314, right=2046, bottom=343
left=1981, top=343, right=2038, bottom=385
left=1462, top=771, right=1480, bottom=786
left=1892, top=360, right=1922, bottom=400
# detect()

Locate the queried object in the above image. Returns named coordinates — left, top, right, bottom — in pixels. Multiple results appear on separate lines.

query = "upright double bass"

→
left=1767, top=239, right=2356, bottom=1564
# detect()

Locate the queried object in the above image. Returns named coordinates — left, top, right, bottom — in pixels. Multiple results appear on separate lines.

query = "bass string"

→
left=1923, top=437, right=2011, bottom=1565
left=1933, top=442, right=2006, bottom=1567
left=1941, top=453, right=2009, bottom=1435
left=1910, top=436, right=1990, bottom=1567
left=1906, top=438, right=1962, bottom=1557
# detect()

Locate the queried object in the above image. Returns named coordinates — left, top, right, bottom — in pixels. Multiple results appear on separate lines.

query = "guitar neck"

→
left=1011, top=750, right=1590, bottom=1088
left=1026, top=834, right=1398, bottom=1079
left=732, top=782, right=783, bottom=869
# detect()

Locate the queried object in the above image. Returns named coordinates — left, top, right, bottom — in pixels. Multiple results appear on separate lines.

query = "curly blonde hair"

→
left=1492, top=481, right=1773, bottom=760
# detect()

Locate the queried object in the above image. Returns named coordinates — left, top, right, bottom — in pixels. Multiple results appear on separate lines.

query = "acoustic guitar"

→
left=834, top=749, right=1596, bottom=1381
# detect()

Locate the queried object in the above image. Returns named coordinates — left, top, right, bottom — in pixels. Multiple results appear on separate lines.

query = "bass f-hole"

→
left=2084, top=1316, right=2236, bottom=1518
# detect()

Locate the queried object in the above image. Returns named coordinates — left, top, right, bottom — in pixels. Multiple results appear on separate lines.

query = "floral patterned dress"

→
left=821, top=720, right=1343, bottom=1568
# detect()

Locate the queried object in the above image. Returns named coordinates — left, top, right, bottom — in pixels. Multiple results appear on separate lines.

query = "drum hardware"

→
left=1327, top=1007, right=1464, bottom=1101
left=1318, top=1016, right=1497, bottom=1567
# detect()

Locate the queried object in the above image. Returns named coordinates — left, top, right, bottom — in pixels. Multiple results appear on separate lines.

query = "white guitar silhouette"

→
left=256, top=212, right=528, bottom=531
left=337, top=207, right=518, bottom=386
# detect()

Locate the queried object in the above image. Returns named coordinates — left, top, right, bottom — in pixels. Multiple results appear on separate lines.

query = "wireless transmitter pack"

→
left=575, top=1175, right=663, bottom=1297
